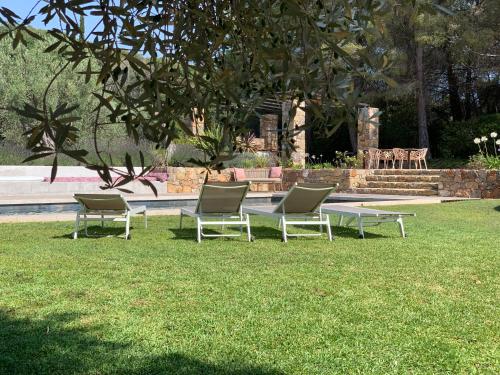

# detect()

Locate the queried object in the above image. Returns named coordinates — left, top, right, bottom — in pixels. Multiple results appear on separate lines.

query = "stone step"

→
left=372, top=169, right=439, bottom=176
left=366, top=175, right=441, bottom=182
left=353, top=187, right=439, bottom=196
left=364, top=181, right=438, bottom=190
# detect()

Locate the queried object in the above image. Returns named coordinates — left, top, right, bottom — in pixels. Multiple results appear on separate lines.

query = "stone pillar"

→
left=190, top=108, right=204, bottom=135
left=260, top=114, right=279, bottom=151
left=357, top=106, right=379, bottom=150
left=282, top=99, right=306, bottom=167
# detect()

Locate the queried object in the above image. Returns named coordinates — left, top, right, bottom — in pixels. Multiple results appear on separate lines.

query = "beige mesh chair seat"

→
left=243, top=183, right=336, bottom=242
left=73, top=194, right=147, bottom=240
left=321, top=204, right=415, bottom=239
left=180, top=182, right=251, bottom=243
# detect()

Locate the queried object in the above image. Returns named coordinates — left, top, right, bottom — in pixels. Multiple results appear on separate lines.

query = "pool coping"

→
left=0, top=192, right=477, bottom=223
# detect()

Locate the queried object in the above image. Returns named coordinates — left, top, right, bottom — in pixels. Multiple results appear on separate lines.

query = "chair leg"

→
left=84, top=214, right=88, bottom=236
left=423, top=158, right=428, bottom=170
left=125, top=214, right=130, bottom=240
left=144, top=211, right=147, bottom=229
left=246, top=214, right=252, bottom=242
left=397, top=217, right=406, bottom=238
left=326, top=215, right=333, bottom=241
left=282, top=217, right=288, bottom=243
left=73, top=212, right=80, bottom=239
left=357, top=217, right=365, bottom=239
left=196, top=217, right=202, bottom=243
left=179, top=213, right=183, bottom=229
left=338, top=215, right=344, bottom=226
left=101, top=214, right=104, bottom=228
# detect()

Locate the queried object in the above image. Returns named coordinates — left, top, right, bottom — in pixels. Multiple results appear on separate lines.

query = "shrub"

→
left=439, top=114, right=500, bottom=158
left=306, top=162, right=334, bottom=169
left=467, top=154, right=500, bottom=169
left=334, top=151, right=361, bottom=168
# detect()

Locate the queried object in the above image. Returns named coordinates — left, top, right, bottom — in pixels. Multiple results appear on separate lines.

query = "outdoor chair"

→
left=321, top=204, right=415, bottom=239
left=392, top=148, right=407, bottom=169
left=73, top=194, right=147, bottom=240
left=243, top=183, right=335, bottom=242
left=380, top=150, right=394, bottom=169
left=367, top=148, right=382, bottom=169
left=179, top=182, right=251, bottom=243
left=409, top=148, right=428, bottom=169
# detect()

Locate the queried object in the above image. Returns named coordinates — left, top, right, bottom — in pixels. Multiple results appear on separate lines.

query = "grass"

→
left=0, top=200, right=499, bottom=374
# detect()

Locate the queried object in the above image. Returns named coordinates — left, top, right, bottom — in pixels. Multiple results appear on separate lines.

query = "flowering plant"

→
left=468, top=133, right=500, bottom=169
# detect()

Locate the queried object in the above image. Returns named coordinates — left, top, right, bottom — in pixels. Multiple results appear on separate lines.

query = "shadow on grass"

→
left=494, top=205, right=500, bottom=212
left=0, top=309, right=284, bottom=375
left=53, top=225, right=132, bottom=240
left=332, top=226, right=388, bottom=239
left=169, top=225, right=368, bottom=241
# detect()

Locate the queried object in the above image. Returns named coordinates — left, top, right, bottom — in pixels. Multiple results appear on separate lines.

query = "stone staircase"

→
left=354, top=169, right=440, bottom=196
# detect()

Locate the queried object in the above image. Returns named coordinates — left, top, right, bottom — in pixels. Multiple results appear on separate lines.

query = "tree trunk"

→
left=415, top=43, right=431, bottom=157
left=464, top=67, right=474, bottom=119
left=446, top=49, right=462, bottom=121
left=347, top=122, right=357, bottom=152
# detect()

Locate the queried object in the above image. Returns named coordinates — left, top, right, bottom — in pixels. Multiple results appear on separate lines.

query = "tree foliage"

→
left=0, top=0, right=387, bottom=192
left=363, top=0, right=499, bottom=156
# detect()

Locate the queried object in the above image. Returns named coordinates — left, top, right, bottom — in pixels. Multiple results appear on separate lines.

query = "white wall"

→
left=0, top=166, right=166, bottom=195
left=0, top=166, right=146, bottom=177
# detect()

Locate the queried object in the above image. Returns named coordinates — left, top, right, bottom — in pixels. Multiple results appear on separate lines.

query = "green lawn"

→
left=0, top=200, right=499, bottom=374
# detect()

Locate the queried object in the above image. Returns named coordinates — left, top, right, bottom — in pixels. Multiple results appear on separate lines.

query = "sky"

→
left=0, top=1, right=99, bottom=31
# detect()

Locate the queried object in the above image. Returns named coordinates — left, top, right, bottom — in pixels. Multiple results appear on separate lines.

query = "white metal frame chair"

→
left=321, top=204, right=415, bottom=239
left=73, top=194, right=147, bottom=240
left=179, top=182, right=251, bottom=243
left=243, top=183, right=335, bottom=242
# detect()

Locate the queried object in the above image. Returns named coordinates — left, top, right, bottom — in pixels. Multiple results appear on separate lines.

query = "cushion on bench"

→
left=269, top=166, right=282, bottom=178
left=233, top=168, right=246, bottom=181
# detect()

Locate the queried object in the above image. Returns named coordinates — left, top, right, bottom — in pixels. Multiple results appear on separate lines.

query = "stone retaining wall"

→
left=437, top=169, right=499, bottom=198
left=165, top=167, right=369, bottom=193
left=282, top=169, right=369, bottom=191
left=165, top=167, right=232, bottom=193
left=1, top=166, right=498, bottom=197
left=165, top=167, right=500, bottom=198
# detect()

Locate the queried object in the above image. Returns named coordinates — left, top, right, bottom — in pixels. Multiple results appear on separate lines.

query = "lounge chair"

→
left=73, top=194, right=147, bottom=240
left=180, top=182, right=251, bottom=243
left=321, top=204, right=415, bottom=239
left=243, top=183, right=336, bottom=242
